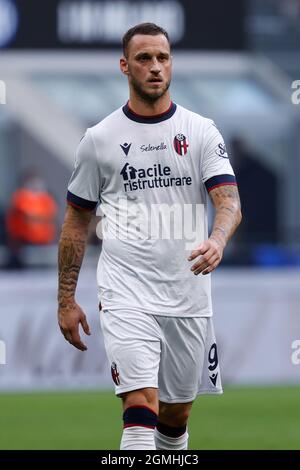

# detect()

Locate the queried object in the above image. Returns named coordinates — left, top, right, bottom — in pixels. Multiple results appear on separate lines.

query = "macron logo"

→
left=120, top=142, right=132, bottom=156
left=209, top=373, right=218, bottom=386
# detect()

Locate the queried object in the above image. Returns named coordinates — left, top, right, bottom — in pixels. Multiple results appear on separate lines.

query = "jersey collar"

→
left=122, top=101, right=177, bottom=124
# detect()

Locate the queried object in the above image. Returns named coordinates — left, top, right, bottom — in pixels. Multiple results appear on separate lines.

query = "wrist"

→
left=58, top=298, right=76, bottom=309
left=209, top=235, right=226, bottom=250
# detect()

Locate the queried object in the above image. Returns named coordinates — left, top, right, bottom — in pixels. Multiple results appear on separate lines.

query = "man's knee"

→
left=159, top=401, right=193, bottom=427
left=121, top=387, right=159, bottom=414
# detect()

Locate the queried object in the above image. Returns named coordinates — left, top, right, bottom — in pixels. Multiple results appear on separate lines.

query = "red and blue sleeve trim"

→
left=67, top=190, right=98, bottom=211
left=205, top=174, right=237, bottom=193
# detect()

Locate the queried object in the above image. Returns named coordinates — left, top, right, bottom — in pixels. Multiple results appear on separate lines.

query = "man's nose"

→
left=150, top=58, right=161, bottom=73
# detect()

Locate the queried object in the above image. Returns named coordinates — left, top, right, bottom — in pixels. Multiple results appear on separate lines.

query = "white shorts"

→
left=99, top=308, right=223, bottom=403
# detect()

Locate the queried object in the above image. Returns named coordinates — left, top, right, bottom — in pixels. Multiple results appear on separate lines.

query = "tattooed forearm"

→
left=213, top=226, right=228, bottom=241
left=209, top=185, right=242, bottom=248
left=58, top=205, right=93, bottom=307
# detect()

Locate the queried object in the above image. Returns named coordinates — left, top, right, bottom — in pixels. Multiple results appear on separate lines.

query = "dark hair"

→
left=122, top=22, right=170, bottom=57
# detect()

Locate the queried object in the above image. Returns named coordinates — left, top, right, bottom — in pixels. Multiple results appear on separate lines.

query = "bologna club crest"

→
left=173, top=133, right=189, bottom=156
left=111, top=362, right=120, bottom=385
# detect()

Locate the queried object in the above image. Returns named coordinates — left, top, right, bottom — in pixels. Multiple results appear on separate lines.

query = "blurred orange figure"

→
left=6, top=173, right=58, bottom=245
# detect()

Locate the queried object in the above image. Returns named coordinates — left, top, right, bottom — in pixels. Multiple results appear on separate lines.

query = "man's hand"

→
left=58, top=205, right=93, bottom=351
left=188, top=184, right=242, bottom=275
left=58, top=302, right=91, bottom=351
left=188, top=238, right=224, bottom=275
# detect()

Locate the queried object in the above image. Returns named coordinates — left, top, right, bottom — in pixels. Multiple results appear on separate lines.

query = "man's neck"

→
left=128, top=93, right=171, bottom=116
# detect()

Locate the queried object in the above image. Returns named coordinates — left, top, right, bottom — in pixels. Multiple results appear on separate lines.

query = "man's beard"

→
left=130, top=75, right=171, bottom=103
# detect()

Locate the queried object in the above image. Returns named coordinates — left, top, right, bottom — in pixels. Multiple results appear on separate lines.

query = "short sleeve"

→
left=67, top=130, right=101, bottom=210
left=202, top=120, right=237, bottom=193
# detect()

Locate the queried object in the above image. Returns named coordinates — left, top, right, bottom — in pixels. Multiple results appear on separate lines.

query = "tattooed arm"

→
left=58, top=204, right=93, bottom=350
left=188, top=185, right=242, bottom=275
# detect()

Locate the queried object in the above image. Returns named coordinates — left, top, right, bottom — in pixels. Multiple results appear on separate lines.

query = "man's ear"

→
left=120, top=57, right=129, bottom=75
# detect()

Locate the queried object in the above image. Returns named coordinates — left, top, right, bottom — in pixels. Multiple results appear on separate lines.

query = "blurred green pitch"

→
left=0, top=386, right=299, bottom=450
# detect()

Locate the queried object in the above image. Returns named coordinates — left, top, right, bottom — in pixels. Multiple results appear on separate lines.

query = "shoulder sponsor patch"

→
left=215, top=142, right=229, bottom=158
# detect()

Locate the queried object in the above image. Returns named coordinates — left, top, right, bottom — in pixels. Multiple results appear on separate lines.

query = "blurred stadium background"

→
left=0, top=0, right=300, bottom=450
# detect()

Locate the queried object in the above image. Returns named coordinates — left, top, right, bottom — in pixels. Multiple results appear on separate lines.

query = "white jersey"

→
left=67, top=102, right=236, bottom=317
